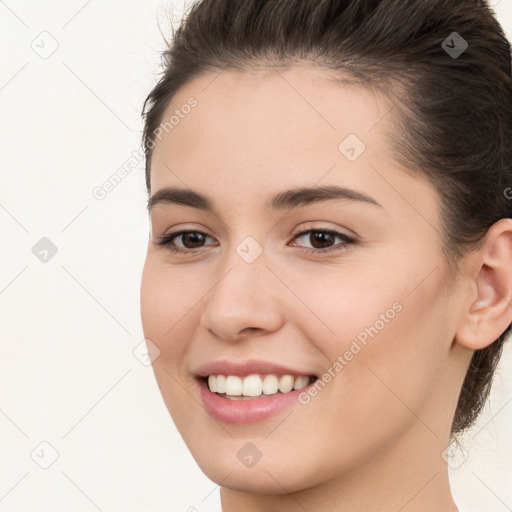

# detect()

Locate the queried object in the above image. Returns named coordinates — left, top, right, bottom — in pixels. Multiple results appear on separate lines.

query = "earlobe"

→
left=456, top=218, right=512, bottom=350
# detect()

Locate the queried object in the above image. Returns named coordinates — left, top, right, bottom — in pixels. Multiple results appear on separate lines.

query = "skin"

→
left=140, top=65, right=512, bottom=512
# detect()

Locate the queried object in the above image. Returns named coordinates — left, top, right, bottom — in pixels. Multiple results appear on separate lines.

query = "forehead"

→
left=151, top=65, right=393, bottom=169
left=149, top=66, right=436, bottom=220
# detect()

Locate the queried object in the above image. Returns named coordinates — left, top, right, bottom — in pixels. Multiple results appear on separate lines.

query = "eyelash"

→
left=155, top=227, right=356, bottom=255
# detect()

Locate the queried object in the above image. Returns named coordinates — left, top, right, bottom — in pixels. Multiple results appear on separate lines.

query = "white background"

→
left=0, top=1, right=511, bottom=511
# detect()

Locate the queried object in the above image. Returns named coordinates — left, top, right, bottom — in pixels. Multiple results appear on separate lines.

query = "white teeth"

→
left=208, top=375, right=217, bottom=393
left=293, top=375, right=310, bottom=390
left=262, top=374, right=279, bottom=395
left=278, top=375, right=294, bottom=393
left=242, top=374, right=262, bottom=397
left=207, top=373, right=313, bottom=397
left=225, top=375, right=243, bottom=396
left=216, top=374, right=226, bottom=393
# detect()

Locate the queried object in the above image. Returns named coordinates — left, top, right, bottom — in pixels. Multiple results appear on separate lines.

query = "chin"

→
left=180, top=434, right=332, bottom=495
left=198, top=458, right=315, bottom=495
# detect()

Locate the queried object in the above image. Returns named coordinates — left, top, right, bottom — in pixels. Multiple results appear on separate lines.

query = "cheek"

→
left=140, top=259, right=203, bottom=424
left=288, top=260, right=406, bottom=352
left=297, top=248, right=445, bottom=359
left=298, top=253, right=447, bottom=386
left=140, top=258, right=198, bottom=360
left=315, top=268, right=450, bottom=442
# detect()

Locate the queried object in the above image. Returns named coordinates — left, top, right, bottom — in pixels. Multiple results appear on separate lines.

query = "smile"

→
left=206, top=373, right=316, bottom=399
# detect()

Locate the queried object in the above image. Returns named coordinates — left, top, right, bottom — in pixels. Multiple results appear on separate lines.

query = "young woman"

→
left=140, top=1, right=512, bottom=510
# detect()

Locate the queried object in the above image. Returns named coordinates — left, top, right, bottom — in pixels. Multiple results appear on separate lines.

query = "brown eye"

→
left=156, top=230, right=217, bottom=253
left=291, top=228, right=356, bottom=254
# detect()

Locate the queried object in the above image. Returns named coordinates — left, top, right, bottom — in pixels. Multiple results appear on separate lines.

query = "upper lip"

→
left=194, top=359, right=317, bottom=378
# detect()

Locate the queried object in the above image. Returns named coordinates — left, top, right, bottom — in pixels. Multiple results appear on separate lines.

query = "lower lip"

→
left=198, top=378, right=312, bottom=424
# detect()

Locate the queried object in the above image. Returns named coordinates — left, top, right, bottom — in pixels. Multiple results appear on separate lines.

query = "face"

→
left=140, top=65, right=468, bottom=494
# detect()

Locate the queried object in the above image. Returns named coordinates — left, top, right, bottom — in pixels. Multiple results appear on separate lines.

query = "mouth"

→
left=196, top=368, right=319, bottom=424
left=194, top=359, right=320, bottom=423
left=203, top=373, right=318, bottom=400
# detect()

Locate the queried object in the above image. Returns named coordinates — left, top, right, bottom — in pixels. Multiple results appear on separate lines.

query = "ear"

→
left=455, top=218, right=512, bottom=350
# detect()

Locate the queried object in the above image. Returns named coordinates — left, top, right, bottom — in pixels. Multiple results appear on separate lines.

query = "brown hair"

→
left=141, top=0, right=512, bottom=438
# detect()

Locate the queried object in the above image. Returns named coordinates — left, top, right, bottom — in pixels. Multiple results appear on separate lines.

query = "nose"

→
left=198, top=249, right=285, bottom=342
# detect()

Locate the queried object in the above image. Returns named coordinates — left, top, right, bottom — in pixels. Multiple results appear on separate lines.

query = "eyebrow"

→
left=147, top=184, right=382, bottom=214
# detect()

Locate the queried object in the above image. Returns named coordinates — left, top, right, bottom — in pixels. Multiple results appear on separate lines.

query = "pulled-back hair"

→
left=141, top=0, right=512, bottom=438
